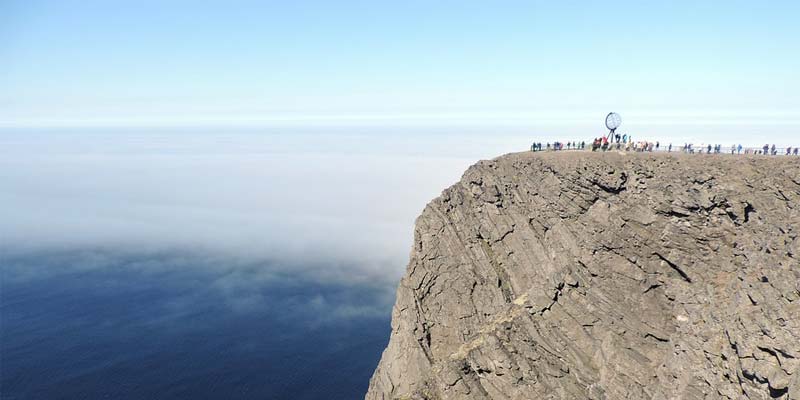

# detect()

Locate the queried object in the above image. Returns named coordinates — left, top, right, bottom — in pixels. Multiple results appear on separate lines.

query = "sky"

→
left=1, top=0, right=799, bottom=140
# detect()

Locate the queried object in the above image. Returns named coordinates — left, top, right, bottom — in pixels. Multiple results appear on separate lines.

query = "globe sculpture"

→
left=605, top=112, right=622, bottom=139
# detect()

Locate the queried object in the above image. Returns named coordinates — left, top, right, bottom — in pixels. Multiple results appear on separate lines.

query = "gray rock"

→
left=366, top=151, right=800, bottom=400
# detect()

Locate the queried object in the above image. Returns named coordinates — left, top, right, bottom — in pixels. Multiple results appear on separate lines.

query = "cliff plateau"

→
left=367, top=151, right=800, bottom=400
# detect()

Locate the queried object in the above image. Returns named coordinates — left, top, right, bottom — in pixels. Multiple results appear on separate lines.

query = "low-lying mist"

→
left=2, top=127, right=532, bottom=280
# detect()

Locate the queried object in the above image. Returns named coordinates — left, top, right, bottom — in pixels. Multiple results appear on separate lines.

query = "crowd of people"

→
left=530, top=141, right=585, bottom=151
left=531, top=136, right=799, bottom=156
left=670, top=143, right=798, bottom=155
left=752, top=144, right=799, bottom=155
left=589, top=135, right=661, bottom=152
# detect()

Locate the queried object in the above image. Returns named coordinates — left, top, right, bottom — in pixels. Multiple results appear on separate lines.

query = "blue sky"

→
left=1, top=1, right=799, bottom=134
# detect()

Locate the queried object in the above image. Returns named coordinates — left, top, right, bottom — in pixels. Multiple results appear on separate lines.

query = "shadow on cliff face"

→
left=1, top=248, right=394, bottom=399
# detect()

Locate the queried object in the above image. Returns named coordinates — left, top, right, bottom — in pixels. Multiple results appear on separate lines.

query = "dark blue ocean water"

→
left=1, top=251, right=392, bottom=399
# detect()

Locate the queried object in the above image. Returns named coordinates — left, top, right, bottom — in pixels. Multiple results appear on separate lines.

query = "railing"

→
left=531, top=143, right=800, bottom=156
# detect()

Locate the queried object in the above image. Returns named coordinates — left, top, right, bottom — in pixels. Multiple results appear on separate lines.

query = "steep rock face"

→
left=366, top=152, right=800, bottom=400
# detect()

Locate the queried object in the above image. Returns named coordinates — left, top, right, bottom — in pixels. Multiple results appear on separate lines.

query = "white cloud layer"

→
left=0, top=127, right=534, bottom=285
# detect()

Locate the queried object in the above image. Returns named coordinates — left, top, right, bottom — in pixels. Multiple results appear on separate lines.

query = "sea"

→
left=1, top=251, right=390, bottom=399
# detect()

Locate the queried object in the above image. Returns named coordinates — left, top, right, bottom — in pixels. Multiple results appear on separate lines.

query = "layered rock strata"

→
left=367, top=151, right=800, bottom=399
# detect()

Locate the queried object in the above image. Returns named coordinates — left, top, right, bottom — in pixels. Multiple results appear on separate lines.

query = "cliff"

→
left=366, top=151, right=800, bottom=400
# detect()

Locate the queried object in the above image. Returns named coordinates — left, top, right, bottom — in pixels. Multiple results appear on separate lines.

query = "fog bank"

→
left=1, top=127, right=534, bottom=289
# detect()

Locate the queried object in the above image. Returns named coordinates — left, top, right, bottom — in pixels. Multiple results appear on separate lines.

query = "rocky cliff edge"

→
left=367, top=151, right=800, bottom=400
